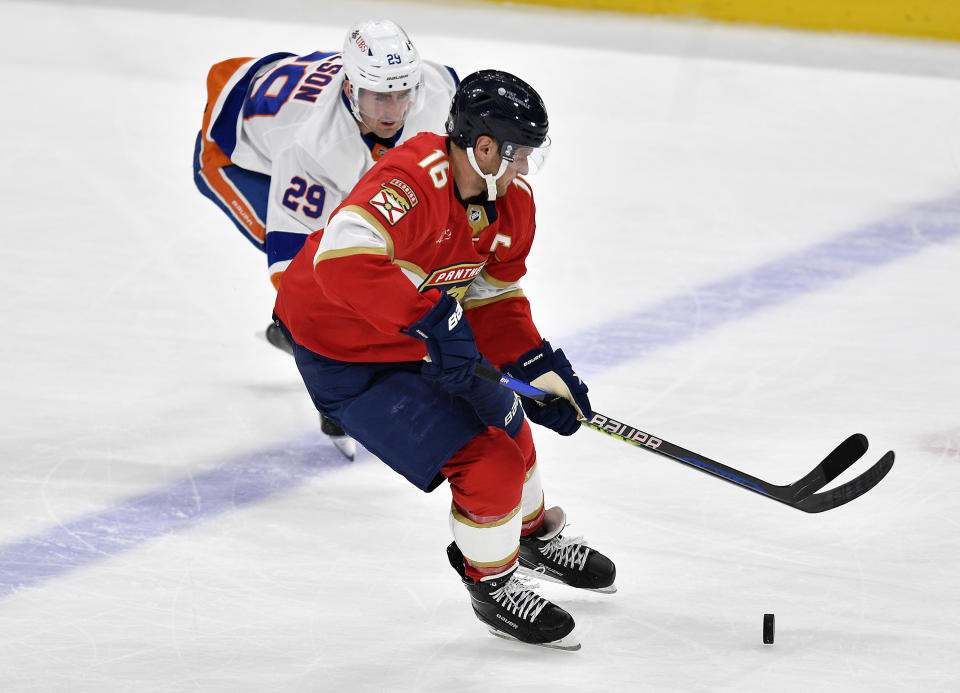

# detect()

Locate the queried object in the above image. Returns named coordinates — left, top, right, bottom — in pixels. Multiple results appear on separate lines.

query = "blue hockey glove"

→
left=502, top=340, right=591, bottom=436
left=407, top=293, right=479, bottom=393
left=461, top=357, right=525, bottom=437
left=407, top=293, right=522, bottom=435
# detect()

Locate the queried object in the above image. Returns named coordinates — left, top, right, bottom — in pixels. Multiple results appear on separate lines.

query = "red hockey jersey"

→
left=274, top=132, right=543, bottom=367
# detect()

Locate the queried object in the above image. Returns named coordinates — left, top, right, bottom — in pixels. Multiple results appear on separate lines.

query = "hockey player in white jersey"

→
left=193, top=20, right=459, bottom=460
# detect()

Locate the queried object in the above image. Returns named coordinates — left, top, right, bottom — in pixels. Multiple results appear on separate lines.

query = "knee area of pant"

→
left=473, top=428, right=526, bottom=482
left=444, top=428, right=526, bottom=504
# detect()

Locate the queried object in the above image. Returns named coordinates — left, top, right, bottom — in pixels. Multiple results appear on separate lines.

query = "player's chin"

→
left=373, top=122, right=402, bottom=138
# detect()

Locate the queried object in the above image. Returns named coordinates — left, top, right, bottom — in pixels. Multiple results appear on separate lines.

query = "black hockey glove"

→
left=407, top=293, right=522, bottom=434
left=502, top=340, right=591, bottom=436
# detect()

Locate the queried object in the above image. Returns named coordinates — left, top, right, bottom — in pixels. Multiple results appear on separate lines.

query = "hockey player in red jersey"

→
left=274, top=70, right=615, bottom=649
left=193, top=20, right=459, bottom=460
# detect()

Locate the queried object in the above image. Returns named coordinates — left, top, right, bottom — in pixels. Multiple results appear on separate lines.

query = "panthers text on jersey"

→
left=274, top=132, right=544, bottom=368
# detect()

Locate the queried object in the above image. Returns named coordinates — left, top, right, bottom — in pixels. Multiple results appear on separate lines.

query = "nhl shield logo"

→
left=465, top=203, right=490, bottom=234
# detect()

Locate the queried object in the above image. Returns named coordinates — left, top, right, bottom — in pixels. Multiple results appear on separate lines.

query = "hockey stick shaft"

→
left=474, top=363, right=893, bottom=512
left=474, top=364, right=779, bottom=497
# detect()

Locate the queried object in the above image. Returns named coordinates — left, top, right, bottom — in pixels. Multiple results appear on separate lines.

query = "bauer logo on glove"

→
left=503, top=340, right=591, bottom=437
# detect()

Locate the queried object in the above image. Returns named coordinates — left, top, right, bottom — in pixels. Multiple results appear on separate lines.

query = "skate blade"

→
left=329, top=436, right=356, bottom=461
left=517, top=565, right=617, bottom=594
left=486, top=627, right=581, bottom=651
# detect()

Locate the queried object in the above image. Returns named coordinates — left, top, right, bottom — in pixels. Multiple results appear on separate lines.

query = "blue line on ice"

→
left=1, top=192, right=958, bottom=598
left=0, top=433, right=342, bottom=599
left=566, top=193, right=960, bottom=376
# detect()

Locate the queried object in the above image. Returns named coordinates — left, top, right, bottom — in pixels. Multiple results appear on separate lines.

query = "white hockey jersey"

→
left=198, top=50, right=459, bottom=286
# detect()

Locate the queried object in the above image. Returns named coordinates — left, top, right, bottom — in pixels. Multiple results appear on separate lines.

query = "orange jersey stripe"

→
left=199, top=57, right=253, bottom=170
left=197, top=165, right=267, bottom=244
left=197, top=57, right=268, bottom=244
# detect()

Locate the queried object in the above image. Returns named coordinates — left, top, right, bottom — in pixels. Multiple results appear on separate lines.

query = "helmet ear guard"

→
left=342, top=19, right=424, bottom=123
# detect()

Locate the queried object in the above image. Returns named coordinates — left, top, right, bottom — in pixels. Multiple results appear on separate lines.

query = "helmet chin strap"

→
left=467, top=147, right=509, bottom=201
left=347, top=83, right=364, bottom=123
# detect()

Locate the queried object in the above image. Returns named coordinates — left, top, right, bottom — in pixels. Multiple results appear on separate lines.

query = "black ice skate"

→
left=518, top=506, right=617, bottom=594
left=446, top=542, right=580, bottom=651
left=263, top=322, right=357, bottom=461
left=318, top=413, right=356, bottom=461
left=264, top=321, right=295, bottom=355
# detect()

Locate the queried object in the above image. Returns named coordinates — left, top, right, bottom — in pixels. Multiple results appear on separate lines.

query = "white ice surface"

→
left=2, top=1, right=960, bottom=691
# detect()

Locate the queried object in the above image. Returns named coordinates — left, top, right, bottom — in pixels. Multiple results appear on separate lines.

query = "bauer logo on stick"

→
left=589, top=414, right=662, bottom=448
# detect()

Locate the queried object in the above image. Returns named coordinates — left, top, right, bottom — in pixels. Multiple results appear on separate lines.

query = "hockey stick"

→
left=474, top=363, right=894, bottom=513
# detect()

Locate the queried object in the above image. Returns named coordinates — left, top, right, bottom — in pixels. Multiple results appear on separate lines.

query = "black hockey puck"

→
left=763, top=613, right=775, bottom=644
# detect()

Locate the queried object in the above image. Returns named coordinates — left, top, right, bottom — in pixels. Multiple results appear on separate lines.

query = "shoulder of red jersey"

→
left=488, top=174, right=537, bottom=249
left=500, top=174, right=536, bottom=219
left=329, top=132, right=450, bottom=227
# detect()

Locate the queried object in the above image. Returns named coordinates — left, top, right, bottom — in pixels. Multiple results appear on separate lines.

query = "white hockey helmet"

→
left=342, top=19, right=423, bottom=123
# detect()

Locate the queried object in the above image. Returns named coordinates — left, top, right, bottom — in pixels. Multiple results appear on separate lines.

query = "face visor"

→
left=465, top=134, right=552, bottom=200
left=499, top=136, right=551, bottom=175
left=352, top=84, right=422, bottom=130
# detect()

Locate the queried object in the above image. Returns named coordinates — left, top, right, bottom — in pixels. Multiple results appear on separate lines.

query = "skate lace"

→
left=489, top=573, right=548, bottom=622
left=539, top=534, right=589, bottom=571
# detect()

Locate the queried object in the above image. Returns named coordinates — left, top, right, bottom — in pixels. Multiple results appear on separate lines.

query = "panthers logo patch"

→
left=369, top=179, right=418, bottom=225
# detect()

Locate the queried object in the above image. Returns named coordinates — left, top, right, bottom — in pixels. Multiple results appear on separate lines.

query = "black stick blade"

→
left=786, top=433, right=869, bottom=501
left=793, top=450, right=895, bottom=513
